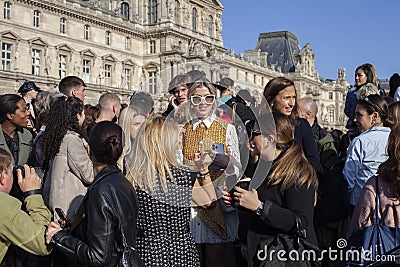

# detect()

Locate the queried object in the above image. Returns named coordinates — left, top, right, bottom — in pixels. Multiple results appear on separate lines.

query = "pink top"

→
left=347, top=175, right=400, bottom=238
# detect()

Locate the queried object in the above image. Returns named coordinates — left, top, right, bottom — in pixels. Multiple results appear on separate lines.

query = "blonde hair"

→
left=118, top=106, right=146, bottom=155
left=126, top=116, right=180, bottom=192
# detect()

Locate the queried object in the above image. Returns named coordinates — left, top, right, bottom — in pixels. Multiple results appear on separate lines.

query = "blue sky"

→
left=219, top=0, right=400, bottom=83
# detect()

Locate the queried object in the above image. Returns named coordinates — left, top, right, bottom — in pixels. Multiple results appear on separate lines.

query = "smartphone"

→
left=54, top=208, right=71, bottom=227
left=211, top=143, right=225, bottom=169
left=236, top=177, right=251, bottom=191
left=212, top=143, right=224, bottom=154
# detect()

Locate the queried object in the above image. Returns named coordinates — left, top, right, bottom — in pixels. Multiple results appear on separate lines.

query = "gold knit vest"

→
left=183, top=117, right=229, bottom=240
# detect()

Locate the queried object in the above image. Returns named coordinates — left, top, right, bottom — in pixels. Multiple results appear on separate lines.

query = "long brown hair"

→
left=378, top=123, right=400, bottom=198
left=262, top=77, right=298, bottom=125
left=260, top=112, right=318, bottom=203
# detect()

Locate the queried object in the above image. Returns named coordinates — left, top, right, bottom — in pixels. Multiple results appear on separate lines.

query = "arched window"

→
left=208, top=15, right=213, bottom=36
left=174, top=0, right=180, bottom=24
left=121, top=2, right=129, bottom=20
left=148, top=0, right=157, bottom=24
left=192, top=8, right=197, bottom=31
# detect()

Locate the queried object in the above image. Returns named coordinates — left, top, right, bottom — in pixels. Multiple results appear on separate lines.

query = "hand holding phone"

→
left=54, top=208, right=71, bottom=228
left=211, top=143, right=229, bottom=169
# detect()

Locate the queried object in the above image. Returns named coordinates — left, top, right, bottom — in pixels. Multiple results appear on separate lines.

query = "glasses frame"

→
left=190, top=94, right=216, bottom=106
left=251, top=129, right=261, bottom=139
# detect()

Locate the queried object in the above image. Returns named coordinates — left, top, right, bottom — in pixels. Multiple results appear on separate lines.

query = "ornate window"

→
left=31, top=49, right=41, bottom=75
left=208, top=15, right=213, bottom=36
left=1, top=43, right=11, bottom=71
left=192, top=8, right=197, bottom=31
left=148, top=71, right=157, bottom=94
left=174, top=0, right=180, bottom=24
left=33, top=10, right=40, bottom=27
left=60, top=18, right=66, bottom=34
left=84, top=25, right=90, bottom=40
left=58, top=54, right=67, bottom=79
left=4, top=2, right=10, bottom=20
left=328, top=92, right=333, bottom=100
left=148, top=0, right=157, bottom=24
left=82, top=59, right=91, bottom=83
left=105, top=31, right=111, bottom=45
left=125, top=36, right=130, bottom=50
left=121, top=2, right=129, bottom=20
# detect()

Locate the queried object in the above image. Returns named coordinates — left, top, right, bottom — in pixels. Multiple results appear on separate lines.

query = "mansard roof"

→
left=255, top=31, right=300, bottom=73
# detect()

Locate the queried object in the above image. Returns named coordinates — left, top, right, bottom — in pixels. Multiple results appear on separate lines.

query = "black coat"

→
left=294, top=118, right=322, bottom=174
left=247, top=162, right=318, bottom=267
left=52, top=165, right=139, bottom=267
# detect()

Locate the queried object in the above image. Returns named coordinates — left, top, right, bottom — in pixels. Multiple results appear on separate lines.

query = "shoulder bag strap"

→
left=109, top=188, right=129, bottom=249
left=374, top=176, right=383, bottom=225
left=232, top=103, right=237, bottom=123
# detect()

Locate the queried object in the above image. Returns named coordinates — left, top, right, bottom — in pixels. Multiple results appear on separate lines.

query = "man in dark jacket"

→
left=297, top=97, right=339, bottom=171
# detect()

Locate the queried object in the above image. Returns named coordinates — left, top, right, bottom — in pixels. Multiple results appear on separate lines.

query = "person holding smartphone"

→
left=182, top=77, right=241, bottom=267
left=223, top=113, right=318, bottom=267
left=162, top=73, right=191, bottom=117
left=45, top=122, right=141, bottom=266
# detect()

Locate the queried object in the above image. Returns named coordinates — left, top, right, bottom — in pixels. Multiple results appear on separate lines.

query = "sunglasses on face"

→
left=190, top=95, right=215, bottom=106
left=251, top=129, right=261, bottom=138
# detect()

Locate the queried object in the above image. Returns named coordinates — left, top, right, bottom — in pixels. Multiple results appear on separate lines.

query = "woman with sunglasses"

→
left=182, top=78, right=241, bottom=267
left=224, top=112, right=318, bottom=266
left=343, top=94, right=391, bottom=209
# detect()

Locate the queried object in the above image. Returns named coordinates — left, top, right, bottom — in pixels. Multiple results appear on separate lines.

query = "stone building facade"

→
left=0, top=0, right=348, bottom=129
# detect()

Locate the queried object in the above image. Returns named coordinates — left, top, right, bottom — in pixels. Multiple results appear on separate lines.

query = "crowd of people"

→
left=0, top=63, right=400, bottom=267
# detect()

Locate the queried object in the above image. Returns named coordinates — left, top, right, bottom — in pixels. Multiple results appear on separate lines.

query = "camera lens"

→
left=13, top=165, right=25, bottom=179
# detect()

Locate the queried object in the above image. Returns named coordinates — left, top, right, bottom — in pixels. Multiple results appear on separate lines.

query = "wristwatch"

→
left=255, top=202, right=264, bottom=216
left=197, top=172, right=210, bottom=180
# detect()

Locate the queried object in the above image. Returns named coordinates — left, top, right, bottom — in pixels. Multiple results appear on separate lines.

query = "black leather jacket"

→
left=52, top=165, right=139, bottom=267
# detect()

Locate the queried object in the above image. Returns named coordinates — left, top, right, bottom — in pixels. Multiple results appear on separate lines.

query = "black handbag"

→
left=257, top=213, right=320, bottom=267
left=118, top=230, right=145, bottom=267
left=110, top=190, right=145, bottom=267
left=345, top=177, right=400, bottom=267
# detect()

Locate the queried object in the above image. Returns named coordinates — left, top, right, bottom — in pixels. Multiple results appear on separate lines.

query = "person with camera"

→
left=0, top=148, right=52, bottom=264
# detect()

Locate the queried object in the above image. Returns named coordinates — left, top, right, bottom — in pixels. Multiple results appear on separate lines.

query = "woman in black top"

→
left=45, top=121, right=141, bottom=267
left=225, top=113, right=318, bottom=266
left=263, top=77, right=322, bottom=173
